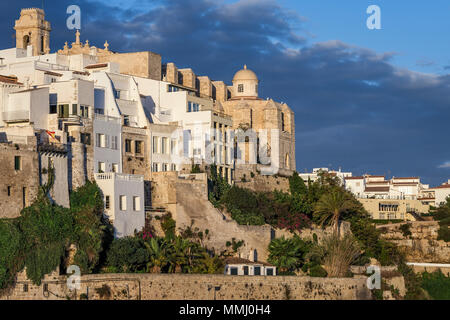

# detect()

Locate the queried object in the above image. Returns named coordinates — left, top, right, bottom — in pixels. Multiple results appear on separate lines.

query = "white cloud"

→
left=438, top=161, right=450, bottom=169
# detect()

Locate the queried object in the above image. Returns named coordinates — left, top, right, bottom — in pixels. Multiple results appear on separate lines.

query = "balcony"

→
left=2, top=110, right=29, bottom=123
left=95, top=173, right=144, bottom=183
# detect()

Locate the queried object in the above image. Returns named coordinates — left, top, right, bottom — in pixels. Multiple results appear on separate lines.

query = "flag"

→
left=45, top=130, right=59, bottom=143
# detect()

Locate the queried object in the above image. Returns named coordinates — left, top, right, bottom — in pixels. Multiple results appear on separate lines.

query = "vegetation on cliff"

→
left=0, top=181, right=110, bottom=289
left=431, top=197, right=450, bottom=242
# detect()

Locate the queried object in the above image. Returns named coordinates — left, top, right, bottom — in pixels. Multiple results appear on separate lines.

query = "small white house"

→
left=95, top=173, right=145, bottom=238
left=224, top=258, right=277, bottom=276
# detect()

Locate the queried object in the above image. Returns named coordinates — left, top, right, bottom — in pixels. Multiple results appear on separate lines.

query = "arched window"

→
left=238, top=84, right=244, bottom=93
left=285, top=154, right=290, bottom=169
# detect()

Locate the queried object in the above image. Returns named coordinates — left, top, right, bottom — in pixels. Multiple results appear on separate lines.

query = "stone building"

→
left=0, top=8, right=299, bottom=244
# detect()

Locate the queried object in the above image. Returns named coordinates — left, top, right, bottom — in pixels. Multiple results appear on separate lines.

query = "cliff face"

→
left=378, top=221, right=450, bottom=263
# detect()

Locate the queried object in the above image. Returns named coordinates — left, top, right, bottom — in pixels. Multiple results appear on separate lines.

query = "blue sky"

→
left=1, top=0, right=449, bottom=186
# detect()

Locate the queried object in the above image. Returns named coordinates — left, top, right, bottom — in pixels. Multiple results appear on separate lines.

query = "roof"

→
left=225, top=257, right=274, bottom=267
left=392, top=177, right=419, bottom=180
left=85, top=63, right=108, bottom=69
left=44, top=71, right=63, bottom=77
left=233, top=65, right=258, bottom=82
left=392, top=182, right=418, bottom=186
left=345, top=176, right=364, bottom=180
left=0, top=75, right=21, bottom=85
left=365, top=187, right=390, bottom=193
left=430, top=184, right=450, bottom=190
left=366, top=181, right=389, bottom=185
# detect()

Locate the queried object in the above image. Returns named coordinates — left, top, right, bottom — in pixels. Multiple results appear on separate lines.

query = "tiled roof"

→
left=85, top=63, right=108, bottom=69
left=0, top=75, right=21, bottom=84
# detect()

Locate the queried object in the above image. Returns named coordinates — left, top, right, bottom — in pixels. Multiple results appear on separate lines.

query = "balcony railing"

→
left=95, top=173, right=144, bottom=183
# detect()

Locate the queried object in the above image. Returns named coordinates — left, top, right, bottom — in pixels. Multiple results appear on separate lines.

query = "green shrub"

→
left=0, top=220, right=23, bottom=289
left=420, top=271, right=450, bottom=300
left=308, top=264, right=328, bottom=277
left=399, top=223, right=412, bottom=237
left=105, top=237, right=149, bottom=273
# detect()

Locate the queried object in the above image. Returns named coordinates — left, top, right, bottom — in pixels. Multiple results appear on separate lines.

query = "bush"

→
left=420, top=271, right=450, bottom=300
left=308, top=264, right=328, bottom=277
left=105, top=237, right=149, bottom=273
left=399, top=223, right=412, bottom=237
left=0, top=220, right=23, bottom=289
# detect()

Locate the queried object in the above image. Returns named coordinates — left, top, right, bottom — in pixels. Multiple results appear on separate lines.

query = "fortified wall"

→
left=378, top=221, right=450, bottom=263
left=1, top=271, right=373, bottom=300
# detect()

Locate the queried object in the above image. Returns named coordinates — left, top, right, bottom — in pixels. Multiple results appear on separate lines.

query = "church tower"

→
left=14, top=8, right=51, bottom=56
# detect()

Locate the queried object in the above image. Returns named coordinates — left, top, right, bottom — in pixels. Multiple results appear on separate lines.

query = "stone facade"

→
left=0, top=136, right=39, bottom=218
left=1, top=271, right=372, bottom=300
left=378, top=221, right=450, bottom=263
left=14, top=8, right=51, bottom=56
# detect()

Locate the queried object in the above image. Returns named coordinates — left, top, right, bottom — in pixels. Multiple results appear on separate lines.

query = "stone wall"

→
left=174, top=177, right=274, bottom=261
left=0, top=139, right=40, bottom=218
left=1, top=271, right=372, bottom=300
left=378, top=221, right=450, bottom=263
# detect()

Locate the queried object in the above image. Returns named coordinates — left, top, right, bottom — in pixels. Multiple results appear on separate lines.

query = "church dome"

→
left=233, top=65, right=258, bottom=82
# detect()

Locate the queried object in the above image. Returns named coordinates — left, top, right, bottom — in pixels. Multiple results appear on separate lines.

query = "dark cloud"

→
left=1, top=0, right=449, bottom=185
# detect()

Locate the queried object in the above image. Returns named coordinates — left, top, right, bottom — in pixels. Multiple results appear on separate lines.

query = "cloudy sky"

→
left=1, top=0, right=449, bottom=186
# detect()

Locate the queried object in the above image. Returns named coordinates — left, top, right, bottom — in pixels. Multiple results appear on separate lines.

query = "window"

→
left=255, top=84, right=258, bottom=93
left=135, top=141, right=143, bottom=155
left=238, top=84, right=244, bottom=93
left=7, top=186, right=11, bottom=196
left=254, top=266, right=261, bottom=276
left=72, top=104, right=77, bottom=115
left=111, top=136, right=118, bottom=150
left=171, top=140, right=177, bottom=155
left=49, top=105, right=57, bottom=114
left=120, top=195, right=127, bottom=211
left=14, top=156, right=21, bottom=171
left=96, top=134, right=106, bottom=148
left=171, top=164, right=177, bottom=172
left=281, top=112, right=285, bottom=132
left=153, top=137, right=159, bottom=154
left=113, top=89, right=121, bottom=99
left=80, top=105, right=89, bottom=118
left=161, top=137, right=168, bottom=154
left=230, top=267, right=238, bottom=276
left=266, top=268, right=274, bottom=276
left=125, top=139, right=132, bottom=153
left=98, top=162, right=106, bottom=173
left=133, top=197, right=141, bottom=211
left=123, top=115, right=130, bottom=126
left=112, top=164, right=119, bottom=173
left=105, top=196, right=110, bottom=210
left=152, top=163, right=159, bottom=172
left=58, top=104, right=69, bottom=118
left=163, top=164, right=168, bottom=172
left=187, top=102, right=200, bottom=112
left=23, top=284, right=28, bottom=292
left=243, top=266, right=249, bottom=276
left=81, top=133, right=91, bottom=145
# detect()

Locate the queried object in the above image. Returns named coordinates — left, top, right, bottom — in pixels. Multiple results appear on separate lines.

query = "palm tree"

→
left=268, top=237, right=303, bottom=274
left=145, top=238, right=169, bottom=273
left=314, top=189, right=361, bottom=236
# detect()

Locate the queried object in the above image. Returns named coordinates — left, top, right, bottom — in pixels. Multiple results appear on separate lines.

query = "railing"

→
left=2, top=110, right=29, bottom=122
left=95, top=173, right=144, bottom=182
left=94, top=113, right=121, bottom=124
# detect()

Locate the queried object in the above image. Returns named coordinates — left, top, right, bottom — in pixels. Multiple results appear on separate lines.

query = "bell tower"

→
left=14, top=8, right=51, bottom=56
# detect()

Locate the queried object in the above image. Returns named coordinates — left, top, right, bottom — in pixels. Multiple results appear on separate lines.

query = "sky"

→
left=1, top=0, right=449, bottom=186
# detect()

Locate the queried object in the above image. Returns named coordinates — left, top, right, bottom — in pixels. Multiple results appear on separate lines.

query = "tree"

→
left=268, top=236, right=310, bottom=274
left=144, top=238, right=170, bottom=273
left=314, top=188, right=362, bottom=236
left=320, top=233, right=361, bottom=278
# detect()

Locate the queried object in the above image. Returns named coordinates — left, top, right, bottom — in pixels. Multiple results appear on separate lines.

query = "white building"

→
left=95, top=173, right=145, bottom=238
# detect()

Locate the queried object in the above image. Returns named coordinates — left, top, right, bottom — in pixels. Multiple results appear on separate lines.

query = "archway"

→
left=285, top=153, right=290, bottom=170
left=23, top=35, right=30, bottom=49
